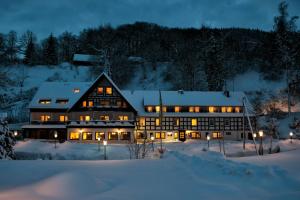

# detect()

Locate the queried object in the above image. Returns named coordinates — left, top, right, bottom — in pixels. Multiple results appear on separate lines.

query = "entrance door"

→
left=179, top=130, right=186, bottom=142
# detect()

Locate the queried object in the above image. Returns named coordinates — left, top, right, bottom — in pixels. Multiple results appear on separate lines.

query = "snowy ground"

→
left=0, top=139, right=300, bottom=200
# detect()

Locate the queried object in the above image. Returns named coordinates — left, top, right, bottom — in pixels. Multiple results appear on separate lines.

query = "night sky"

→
left=0, top=0, right=299, bottom=38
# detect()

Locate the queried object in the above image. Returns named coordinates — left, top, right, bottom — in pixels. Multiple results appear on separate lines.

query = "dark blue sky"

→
left=0, top=0, right=299, bottom=38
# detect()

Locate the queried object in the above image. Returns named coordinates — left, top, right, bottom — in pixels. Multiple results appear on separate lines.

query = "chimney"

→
left=178, top=90, right=184, bottom=94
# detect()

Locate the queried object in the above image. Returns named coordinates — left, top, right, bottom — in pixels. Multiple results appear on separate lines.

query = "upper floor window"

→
left=100, top=115, right=109, bottom=121
left=56, top=99, right=68, bottom=104
left=226, top=107, right=232, bottom=112
left=117, top=100, right=122, bottom=107
left=88, top=101, right=93, bottom=107
left=235, top=107, right=241, bottom=113
left=175, top=106, right=181, bottom=112
left=194, top=106, right=200, bottom=112
left=155, top=118, right=160, bottom=126
left=191, top=118, right=197, bottom=126
left=59, top=115, right=68, bottom=122
left=189, top=107, right=194, bottom=112
left=162, top=106, right=167, bottom=112
left=82, top=101, right=87, bottom=107
left=173, top=118, right=180, bottom=126
left=39, top=99, right=51, bottom=104
left=147, top=106, right=153, bottom=112
left=155, top=106, right=160, bottom=113
left=40, top=115, right=50, bottom=121
left=118, top=115, right=129, bottom=121
left=97, top=87, right=104, bottom=95
left=139, top=117, right=145, bottom=126
left=80, top=115, right=90, bottom=121
left=209, top=106, right=215, bottom=113
left=106, top=87, right=112, bottom=95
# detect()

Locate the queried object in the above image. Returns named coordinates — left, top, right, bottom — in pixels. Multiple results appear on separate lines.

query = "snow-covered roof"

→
left=73, top=54, right=103, bottom=63
left=29, top=82, right=91, bottom=109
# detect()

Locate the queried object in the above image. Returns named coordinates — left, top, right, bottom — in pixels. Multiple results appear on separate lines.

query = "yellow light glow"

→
left=191, top=119, right=197, bottom=126
left=175, top=106, right=180, bottom=112
left=209, top=107, right=215, bottom=113
left=155, top=106, right=160, bottom=113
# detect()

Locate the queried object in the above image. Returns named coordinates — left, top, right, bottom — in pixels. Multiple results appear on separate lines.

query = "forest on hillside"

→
left=0, top=1, right=299, bottom=92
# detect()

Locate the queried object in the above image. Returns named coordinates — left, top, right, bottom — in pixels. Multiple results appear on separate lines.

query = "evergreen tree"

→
left=58, top=31, right=78, bottom=63
left=43, top=33, right=58, bottom=65
left=6, top=30, right=18, bottom=64
left=0, top=120, right=16, bottom=160
left=0, top=33, right=7, bottom=64
left=204, top=34, right=226, bottom=91
left=23, top=36, right=37, bottom=66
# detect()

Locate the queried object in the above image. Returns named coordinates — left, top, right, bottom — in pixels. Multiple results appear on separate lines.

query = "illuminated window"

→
left=191, top=118, right=197, bottom=126
left=39, top=99, right=51, bottom=104
left=108, top=132, right=118, bottom=140
left=118, top=115, right=128, bottom=121
left=173, top=118, right=180, bottom=126
left=70, top=132, right=79, bottom=140
left=100, top=115, right=109, bottom=120
left=82, top=132, right=92, bottom=140
left=191, top=132, right=201, bottom=139
left=139, top=118, right=145, bottom=126
left=120, top=132, right=130, bottom=140
left=155, top=118, right=160, bottom=126
left=56, top=99, right=68, bottom=104
left=155, top=106, right=160, bottom=113
left=59, top=115, right=68, bottom=122
left=226, top=107, right=232, bottom=112
left=235, top=107, right=241, bottom=113
left=97, top=87, right=104, bottom=94
left=174, top=132, right=178, bottom=139
left=189, top=107, right=194, bottom=112
left=82, top=101, right=87, bottom=107
left=73, top=88, right=80, bottom=93
left=175, top=106, right=180, bottom=112
left=212, top=132, right=222, bottom=139
left=147, top=106, right=153, bottom=112
left=95, top=132, right=105, bottom=140
left=155, top=132, right=165, bottom=139
left=80, top=115, right=90, bottom=121
left=162, top=106, right=167, bottom=112
left=221, top=107, right=226, bottom=113
left=40, top=115, right=50, bottom=121
left=209, top=106, right=215, bottom=113
left=106, top=87, right=112, bottom=95
left=195, top=107, right=200, bottom=112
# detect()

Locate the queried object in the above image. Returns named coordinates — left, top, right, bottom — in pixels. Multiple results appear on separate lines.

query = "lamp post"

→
left=97, top=137, right=101, bottom=151
left=258, top=130, right=263, bottom=155
left=207, top=135, right=210, bottom=150
left=151, top=136, right=154, bottom=151
left=54, top=131, right=58, bottom=149
left=289, top=132, right=293, bottom=144
left=103, top=140, right=107, bottom=160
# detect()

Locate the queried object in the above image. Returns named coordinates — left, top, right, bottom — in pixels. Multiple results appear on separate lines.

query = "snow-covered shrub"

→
left=0, top=120, right=16, bottom=159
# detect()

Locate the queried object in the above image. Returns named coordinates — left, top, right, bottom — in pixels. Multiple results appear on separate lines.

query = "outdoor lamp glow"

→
left=14, top=131, right=18, bottom=136
left=253, top=133, right=257, bottom=138
left=207, top=135, right=210, bottom=141
left=103, top=140, right=107, bottom=146
left=289, top=132, right=293, bottom=137
left=151, top=136, right=154, bottom=141
left=98, top=137, right=101, bottom=141
left=259, top=130, right=263, bottom=137
left=54, top=132, right=58, bottom=138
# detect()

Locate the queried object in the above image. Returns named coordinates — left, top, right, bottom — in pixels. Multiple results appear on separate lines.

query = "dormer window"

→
left=147, top=106, right=153, bottom=112
left=39, top=99, right=51, bottom=104
left=174, top=106, right=181, bottom=112
left=73, top=88, right=80, bottom=93
left=97, top=87, right=104, bottom=95
left=56, top=99, right=69, bottom=104
left=82, top=101, right=87, bottom=107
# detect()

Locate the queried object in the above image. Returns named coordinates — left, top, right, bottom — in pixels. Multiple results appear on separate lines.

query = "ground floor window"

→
left=191, top=132, right=201, bottom=139
left=82, top=132, right=93, bottom=140
left=70, top=132, right=80, bottom=140
left=95, top=132, right=105, bottom=140
left=174, top=132, right=178, bottom=139
left=155, top=132, right=165, bottom=139
left=108, top=132, right=118, bottom=140
left=120, top=132, right=131, bottom=140
left=212, top=132, right=222, bottom=139
left=136, top=132, right=146, bottom=139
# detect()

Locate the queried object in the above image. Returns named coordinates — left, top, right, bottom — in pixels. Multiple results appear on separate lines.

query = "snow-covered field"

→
left=0, top=139, right=300, bottom=200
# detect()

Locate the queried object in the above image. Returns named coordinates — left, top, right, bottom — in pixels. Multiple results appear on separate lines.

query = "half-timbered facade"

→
left=23, top=73, right=256, bottom=143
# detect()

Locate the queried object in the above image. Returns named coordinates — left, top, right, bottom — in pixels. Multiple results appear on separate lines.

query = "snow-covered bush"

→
left=0, top=120, right=16, bottom=159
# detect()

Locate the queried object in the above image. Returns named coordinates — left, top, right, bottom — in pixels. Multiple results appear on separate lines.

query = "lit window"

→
left=191, top=119, right=197, bottom=126
left=212, top=132, right=222, bottom=139
left=59, top=115, right=68, bottom=122
left=39, top=99, right=51, bottom=104
left=155, top=106, right=160, bottom=113
left=140, top=118, right=145, bottom=126
left=162, top=106, right=167, bottom=112
left=155, top=118, right=160, bottom=126
left=88, top=101, right=93, bottom=107
left=221, top=107, right=226, bottom=113
left=226, top=107, right=232, bottom=112
left=80, top=115, right=90, bottom=121
left=174, top=132, right=178, bottom=139
left=195, top=107, right=200, bottom=112
left=108, top=132, right=118, bottom=140
left=175, top=106, right=181, bottom=112
left=147, top=106, right=153, bottom=112
left=97, top=87, right=104, bottom=95
left=100, top=115, right=109, bottom=120
left=95, top=132, right=105, bottom=140
left=118, top=115, right=128, bottom=121
left=209, top=107, right=215, bottom=113
left=73, top=88, right=80, bottom=93
left=189, top=107, right=194, bottom=112
left=70, top=132, right=79, bottom=140
left=174, top=118, right=180, bottom=126
left=155, top=132, right=165, bottom=139
left=106, top=87, right=112, bottom=95
left=235, top=107, right=241, bottom=113
left=82, top=132, right=92, bottom=140
left=82, top=101, right=87, bottom=107
left=40, top=115, right=50, bottom=121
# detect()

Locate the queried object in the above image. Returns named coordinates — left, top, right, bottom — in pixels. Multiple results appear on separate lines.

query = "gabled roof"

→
left=29, top=82, right=91, bottom=109
left=68, top=72, right=137, bottom=113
